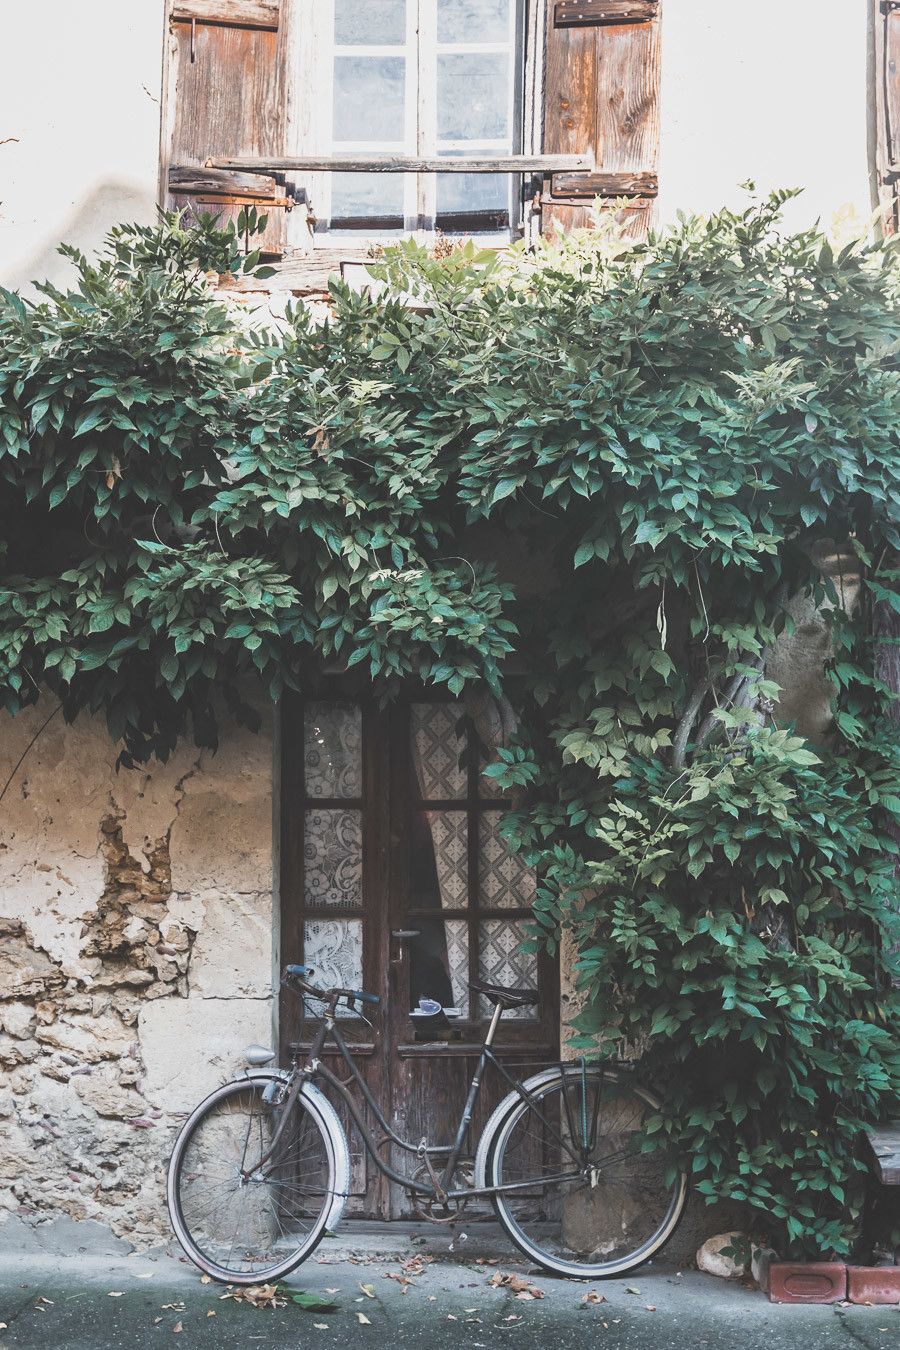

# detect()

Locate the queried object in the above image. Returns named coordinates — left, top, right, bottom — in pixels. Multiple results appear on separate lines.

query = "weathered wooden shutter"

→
left=162, top=0, right=289, bottom=255
left=875, top=0, right=900, bottom=235
left=541, top=0, right=661, bottom=239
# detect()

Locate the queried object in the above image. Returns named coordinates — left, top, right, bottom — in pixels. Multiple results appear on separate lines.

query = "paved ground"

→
left=1, top=1225, right=898, bottom=1350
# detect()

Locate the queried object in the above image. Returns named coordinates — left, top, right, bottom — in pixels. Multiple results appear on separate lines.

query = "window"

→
left=299, top=0, right=525, bottom=237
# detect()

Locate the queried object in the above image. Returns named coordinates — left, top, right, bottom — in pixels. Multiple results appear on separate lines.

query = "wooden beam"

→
left=206, top=153, right=595, bottom=175
left=170, top=0, right=279, bottom=31
left=169, top=164, right=280, bottom=197
left=550, top=170, right=658, bottom=198
left=554, top=0, right=658, bottom=27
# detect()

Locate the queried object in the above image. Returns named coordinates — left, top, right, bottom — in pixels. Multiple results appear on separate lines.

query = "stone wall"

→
left=0, top=702, right=275, bottom=1248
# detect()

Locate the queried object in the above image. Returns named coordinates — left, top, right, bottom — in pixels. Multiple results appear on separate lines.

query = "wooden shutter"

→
left=541, top=0, right=661, bottom=239
left=161, top=0, right=289, bottom=255
left=875, top=0, right=900, bottom=235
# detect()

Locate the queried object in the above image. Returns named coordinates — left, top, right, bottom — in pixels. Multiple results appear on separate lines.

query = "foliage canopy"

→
left=2, top=196, right=900, bottom=1257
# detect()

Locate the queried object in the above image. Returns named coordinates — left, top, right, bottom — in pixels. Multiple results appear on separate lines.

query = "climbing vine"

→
left=1, top=194, right=899, bottom=1257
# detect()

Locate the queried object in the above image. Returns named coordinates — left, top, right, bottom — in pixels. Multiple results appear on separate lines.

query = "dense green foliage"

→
left=2, top=196, right=899, bottom=1256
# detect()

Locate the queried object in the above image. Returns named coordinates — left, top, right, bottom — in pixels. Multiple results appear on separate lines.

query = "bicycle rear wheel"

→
left=167, top=1075, right=346, bottom=1284
left=486, top=1065, right=687, bottom=1278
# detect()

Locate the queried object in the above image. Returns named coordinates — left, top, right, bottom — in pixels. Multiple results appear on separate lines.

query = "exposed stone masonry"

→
left=0, top=706, right=274, bottom=1250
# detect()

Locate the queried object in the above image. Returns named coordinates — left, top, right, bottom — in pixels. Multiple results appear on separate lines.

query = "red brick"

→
left=847, top=1266, right=900, bottom=1305
left=768, top=1262, right=847, bottom=1304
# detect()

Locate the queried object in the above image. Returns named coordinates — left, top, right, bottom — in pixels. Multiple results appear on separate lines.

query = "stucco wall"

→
left=658, top=0, right=873, bottom=234
left=0, top=704, right=275, bottom=1246
left=0, top=1, right=164, bottom=292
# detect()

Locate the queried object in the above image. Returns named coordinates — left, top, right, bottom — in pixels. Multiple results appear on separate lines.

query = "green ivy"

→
left=1, top=195, right=899, bottom=1256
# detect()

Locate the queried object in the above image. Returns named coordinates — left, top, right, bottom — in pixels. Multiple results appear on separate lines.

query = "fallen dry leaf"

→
left=200, top=1275, right=211, bottom=1285
left=356, top=1311, right=372, bottom=1325
left=359, top=1282, right=376, bottom=1298
left=314, top=1324, right=329, bottom=1331
left=207, top=1310, right=216, bottom=1318
left=645, top=1305, right=657, bottom=1312
left=173, top=1322, right=183, bottom=1334
left=582, top=1292, right=608, bottom=1305
left=489, top=1272, right=544, bottom=1300
left=107, top=1292, right=123, bottom=1298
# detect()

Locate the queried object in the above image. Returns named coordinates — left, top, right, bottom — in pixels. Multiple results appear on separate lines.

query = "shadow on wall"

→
left=1, top=179, right=158, bottom=296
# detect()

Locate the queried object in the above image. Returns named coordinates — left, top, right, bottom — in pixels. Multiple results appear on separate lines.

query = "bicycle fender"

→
left=474, top=1066, right=569, bottom=1189
left=236, top=1070, right=350, bottom=1233
left=299, top=1081, right=351, bottom=1233
left=473, top=1064, right=641, bottom=1189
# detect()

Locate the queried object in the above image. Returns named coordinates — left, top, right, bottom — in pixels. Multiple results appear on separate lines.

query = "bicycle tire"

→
left=485, top=1065, right=687, bottom=1279
left=167, top=1073, right=349, bottom=1285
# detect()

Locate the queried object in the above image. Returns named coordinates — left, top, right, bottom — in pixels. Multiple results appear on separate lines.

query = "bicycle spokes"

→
left=174, top=1083, right=334, bottom=1279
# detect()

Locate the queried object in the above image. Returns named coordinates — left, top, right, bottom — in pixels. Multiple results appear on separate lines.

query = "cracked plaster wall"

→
left=0, top=701, right=276, bottom=1249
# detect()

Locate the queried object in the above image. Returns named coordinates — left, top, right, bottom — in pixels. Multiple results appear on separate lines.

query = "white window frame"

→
left=291, top=0, right=531, bottom=246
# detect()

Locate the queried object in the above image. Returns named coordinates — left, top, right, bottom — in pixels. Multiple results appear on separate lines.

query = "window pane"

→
left=438, top=0, right=510, bottom=44
left=304, top=808, right=363, bottom=908
left=333, top=55, right=406, bottom=143
left=335, top=0, right=407, bottom=45
left=330, top=171, right=405, bottom=225
left=411, top=809, right=468, bottom=909
left=479, top=813, right=536, bottom=908
left=304, top=918, right=363, bottom=1016
left=408, top=917, right=469, bottom=1014
left=411, top=703, right=468, bottom=799
left=437, top=53, right=509, bottom=141
left=304, top=702, right=362, bottom=798
left=478, top=919, right=537, bottom=1019
left=436, top=170, right=509, bottom=226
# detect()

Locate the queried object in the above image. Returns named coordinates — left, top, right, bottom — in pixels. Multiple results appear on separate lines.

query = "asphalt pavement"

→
left=1, top=1224, right=898, bottom=1350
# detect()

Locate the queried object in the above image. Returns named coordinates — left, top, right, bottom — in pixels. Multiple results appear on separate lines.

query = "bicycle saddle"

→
left=469, top=979, right=539, bottom=1010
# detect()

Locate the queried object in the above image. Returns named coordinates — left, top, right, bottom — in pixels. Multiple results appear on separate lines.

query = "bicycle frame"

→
left=255, top=1000, right=590, bottom=1204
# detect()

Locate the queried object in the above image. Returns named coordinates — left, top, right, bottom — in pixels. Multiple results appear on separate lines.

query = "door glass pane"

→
left=335, top=0, right=406, bottom=45
left=438, top=0, right=511, bottom=43
left=437, top=53, right=509, bottom=141
left=411, top=703, right=468, bottom=799
left=304, top=808, right=363, bottom=908
left=304, top=918, right=363, bottom=1016
left=304, top=702, right=362, bottom=798
left=333, top=55, right=407, bottom=143
left=409, top=918, right=469, bottom=1014
left=478, top=919, right=537, bottom=1019
left=411, top=809, right=468, bottom=909
left=479, top=813, right=536, bottom=908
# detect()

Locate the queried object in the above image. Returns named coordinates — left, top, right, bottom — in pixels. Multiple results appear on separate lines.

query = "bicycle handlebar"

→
left=283, top=964, right=381, bottom=1008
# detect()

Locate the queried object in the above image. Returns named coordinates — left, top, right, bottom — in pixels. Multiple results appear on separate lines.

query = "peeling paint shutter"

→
left=875, top=1, right=900, bottom=234
left=541, top=0, right=661, bottom=239
left=162, top=0, right=288, bottom=255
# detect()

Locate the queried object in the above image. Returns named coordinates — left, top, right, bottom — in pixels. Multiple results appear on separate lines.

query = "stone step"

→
left=866, top=1121, right=900, bottom=1184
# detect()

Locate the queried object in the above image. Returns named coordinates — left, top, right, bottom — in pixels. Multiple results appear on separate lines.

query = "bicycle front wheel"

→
left=487, top=1066, right=687, bottom=1279
left=167, top=1075, right=346, bottom=1284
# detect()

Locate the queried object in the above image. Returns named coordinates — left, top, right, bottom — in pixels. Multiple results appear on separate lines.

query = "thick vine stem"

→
left=693, top=656, right=766, bottom=756
left=671, top=678, right=712, bottom=770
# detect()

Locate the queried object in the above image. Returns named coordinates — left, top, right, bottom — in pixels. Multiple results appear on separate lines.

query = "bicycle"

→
left=167, top=964, right=688, bottom=1284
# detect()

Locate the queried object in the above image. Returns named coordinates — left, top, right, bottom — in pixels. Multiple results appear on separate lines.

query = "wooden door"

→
left=386, top=698, right=558, bottom=1216
left=280, top=692, right=558, bottom=1218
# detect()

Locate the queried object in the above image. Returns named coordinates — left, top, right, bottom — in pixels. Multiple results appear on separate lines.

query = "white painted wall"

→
left=0, top=1, right=165, bottom=291
left=658, top=0, right=873, bottom=235
left=0, top=1, right=876, bottom=290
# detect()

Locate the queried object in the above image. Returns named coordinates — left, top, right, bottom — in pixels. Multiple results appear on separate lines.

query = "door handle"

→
left=390, top=929, right=420, bottom=966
